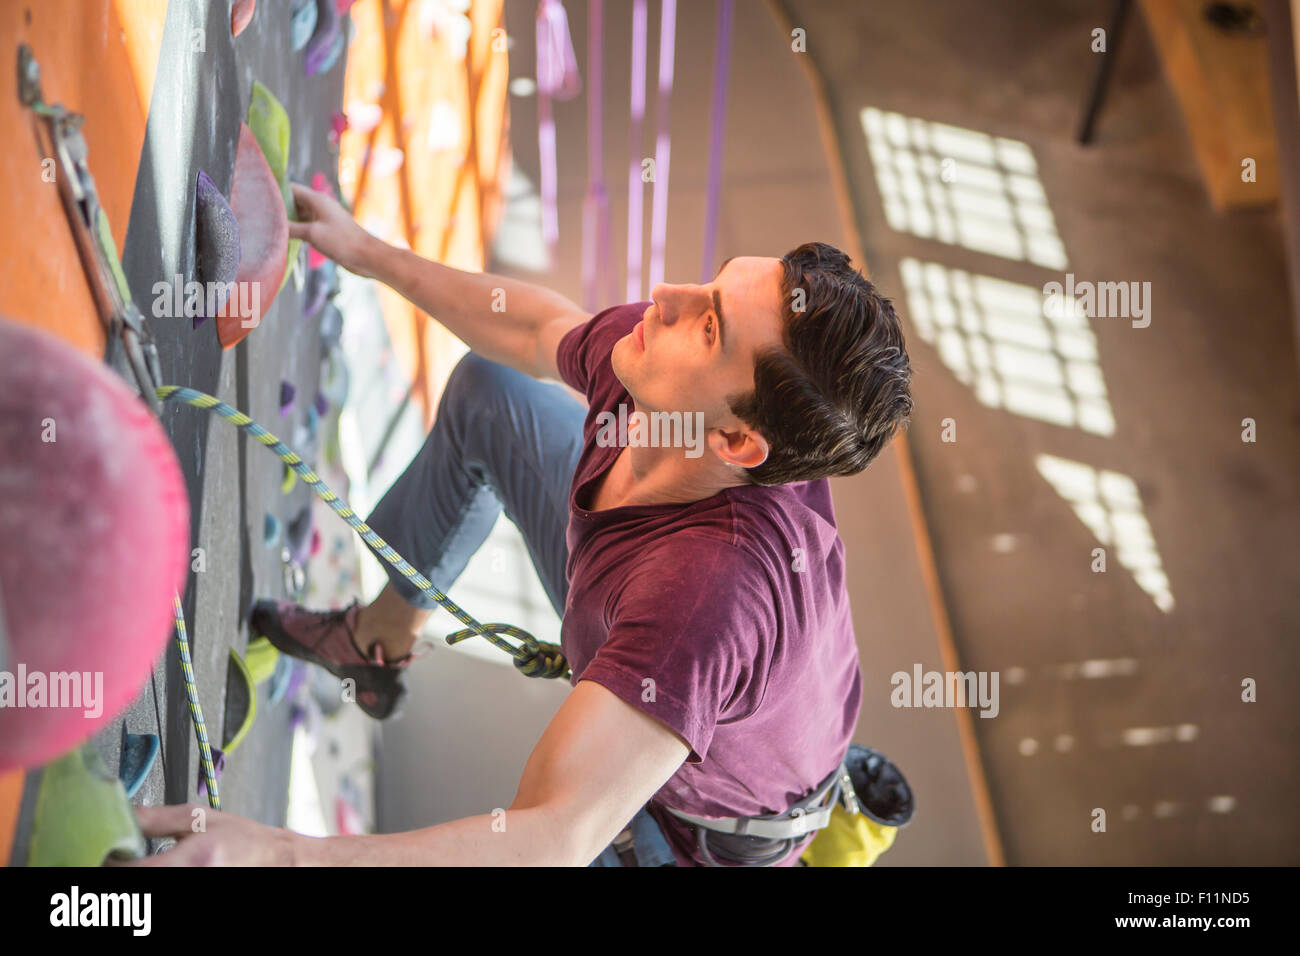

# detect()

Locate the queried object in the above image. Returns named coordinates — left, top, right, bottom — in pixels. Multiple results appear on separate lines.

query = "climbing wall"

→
left=2, top=0, right=510, bottom=865
left=2, top=0, right=348, bottom=861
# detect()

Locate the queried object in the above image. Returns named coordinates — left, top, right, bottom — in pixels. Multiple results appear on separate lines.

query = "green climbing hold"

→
left=244, top=636, right=281, bottom=685
left=223, top=649, right=258, bottom=755
left=28, top=743, right=146, bottom=866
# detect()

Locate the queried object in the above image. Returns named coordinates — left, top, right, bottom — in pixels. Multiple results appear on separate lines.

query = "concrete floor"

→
left=785, top=0, right=1300, bottom=863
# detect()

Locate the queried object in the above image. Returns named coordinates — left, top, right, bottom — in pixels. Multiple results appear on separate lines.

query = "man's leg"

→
left=357, top=350, right=587, bottom=657
left=253, top=349, right=587, bottom=710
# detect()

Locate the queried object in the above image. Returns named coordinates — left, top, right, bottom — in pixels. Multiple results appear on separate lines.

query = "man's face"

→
left=611, top=256, right=786, bottom=441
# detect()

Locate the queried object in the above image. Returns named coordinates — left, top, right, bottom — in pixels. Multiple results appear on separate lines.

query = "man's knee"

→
left=439, top=351, right=517, bottom=428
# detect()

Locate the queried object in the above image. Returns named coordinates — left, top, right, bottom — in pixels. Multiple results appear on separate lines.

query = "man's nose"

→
left=650, top=283, right=703, bottom=323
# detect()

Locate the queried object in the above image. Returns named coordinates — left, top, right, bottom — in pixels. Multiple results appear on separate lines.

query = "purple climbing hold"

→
left=193, top=170, right=241, bottom=329
left=304, top=0, right=340, bottom=77
left=286, top=505, right=313, bottom=566
left=197, top=747, right=226, bottom=800
left=280, top=380, right=296, bottom=415
left=314, top=392, right=328, bottom=416
left=302, top=260, right=337, bottom=322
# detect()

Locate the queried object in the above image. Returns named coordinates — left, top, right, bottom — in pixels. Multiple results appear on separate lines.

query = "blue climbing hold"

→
left=263, top=512, right=281, bottom=547
left=118, top=723, right=160, bottom=799
left=291, top=0, right=318, bottom=52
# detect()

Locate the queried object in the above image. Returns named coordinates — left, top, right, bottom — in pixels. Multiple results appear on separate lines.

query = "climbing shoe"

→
left=249, top=599, right=412, bottom=720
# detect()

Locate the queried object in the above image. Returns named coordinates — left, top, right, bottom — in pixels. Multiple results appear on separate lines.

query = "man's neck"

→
left=606, top=442, right=744, bottom=509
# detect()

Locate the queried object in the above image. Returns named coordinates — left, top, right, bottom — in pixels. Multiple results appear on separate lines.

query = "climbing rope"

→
left=172, top=595, right=221, bottom=809
left=157, top=385, right=571, bottom=681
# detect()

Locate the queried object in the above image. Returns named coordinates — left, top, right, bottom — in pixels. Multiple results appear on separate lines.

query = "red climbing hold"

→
left=0, top=318, right=191, bottom=772
left=232, top=0, right=257, bottom=37
left=217, top=123, right=289, bottom=350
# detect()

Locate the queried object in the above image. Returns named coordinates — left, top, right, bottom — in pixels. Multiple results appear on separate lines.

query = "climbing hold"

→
left=314, top=392, right=329, bottom=416
left=218, top=123, right=289, bottom=349
left=303, top=259, right=337, bottom=320
left=286, top=505, right=313, bottom=566
left=281, top=463, right=297, bottom=494
left=317, top=27, right=346, bottom=75
left=244, top=636, right=280, bottom=685
left=291, top=0, right=318, bottom=52
left=193, top=170, right=240, bottom=329
left=336, top=0, right=358, bottom=15
left=29, top=743, right=146, bottom=866
left=247, top=82, right=300, bottom=294
left=320, top=343, right=350, bottom=406
left=231, top=0, right=257, bottom=37
left=0, top=319, right=189, bottom=772
left=222, top=649, right=257, bottom=754
left=280, top=380, right=297, bottom=415
left=197, top=747, right=226, bottom=800
left=267, top=653, right=293, bottom=704
left=310, top=525, right=322, bottom=557
left=328, top=110, right=349, bottom=148
left=118, top=723, right=160, bottom=799
left=319, top=302, right=343, bottom=349
left=305, top=0, right=341, bottom=76
left=263, top=512, right=281, bottom=547
left=306, top=402, right=320, bottom=439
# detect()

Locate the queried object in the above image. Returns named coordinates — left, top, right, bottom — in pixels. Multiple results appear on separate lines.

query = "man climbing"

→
left=135, top=183, right=913, bottom=866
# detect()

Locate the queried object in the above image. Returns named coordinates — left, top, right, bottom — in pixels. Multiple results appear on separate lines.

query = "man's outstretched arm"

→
left=132, top=680, right=689, bottom=866
left=289, top=183, right=589, bottom=382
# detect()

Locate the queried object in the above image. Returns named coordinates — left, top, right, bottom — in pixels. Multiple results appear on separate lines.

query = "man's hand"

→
left=120, top=804, right=300, bottom=866
left=288, top=183, right=379, bottom=278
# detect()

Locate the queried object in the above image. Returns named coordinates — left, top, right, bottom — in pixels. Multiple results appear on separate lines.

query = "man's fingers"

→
left=287, top=218, right=313, bottom=241
left=134, top=802, right=213, bottom=840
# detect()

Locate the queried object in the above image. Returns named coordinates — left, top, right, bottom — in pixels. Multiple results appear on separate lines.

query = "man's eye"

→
left=705, top=317, right=714, bottom=341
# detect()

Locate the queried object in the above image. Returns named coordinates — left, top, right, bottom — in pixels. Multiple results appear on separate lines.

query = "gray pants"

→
left=366, top=351, right=586, bottom=618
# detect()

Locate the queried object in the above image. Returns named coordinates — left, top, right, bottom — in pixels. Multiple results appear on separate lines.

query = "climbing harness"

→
left=155, top=386, right=570, bottom=681
left=658, top=744, right=915, bottom=867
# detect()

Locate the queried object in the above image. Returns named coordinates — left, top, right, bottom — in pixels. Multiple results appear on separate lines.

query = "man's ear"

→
left=709, top=426, right=769, bottom=470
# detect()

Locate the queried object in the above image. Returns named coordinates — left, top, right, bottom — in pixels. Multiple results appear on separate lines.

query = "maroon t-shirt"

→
left=556, top=302, right=863, bottom=867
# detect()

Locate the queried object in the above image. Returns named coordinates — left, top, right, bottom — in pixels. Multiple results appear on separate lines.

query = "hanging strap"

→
left=645, top=0, right=676, bottom=291
left=536, top=0, right=581, bottom=270
left=625, top=0, right=649, bottom=301
left=699, top=0, right=733, bottom=283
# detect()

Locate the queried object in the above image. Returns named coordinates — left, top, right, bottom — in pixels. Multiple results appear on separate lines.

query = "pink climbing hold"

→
left=231, top=0, right=257, bottom=37
left=218, top=123, right=289, bottom=349
left=0, top=318, right=191, bottom=773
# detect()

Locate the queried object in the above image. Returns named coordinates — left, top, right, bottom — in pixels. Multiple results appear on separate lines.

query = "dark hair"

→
left=726, top=242, right=912, bottom=486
